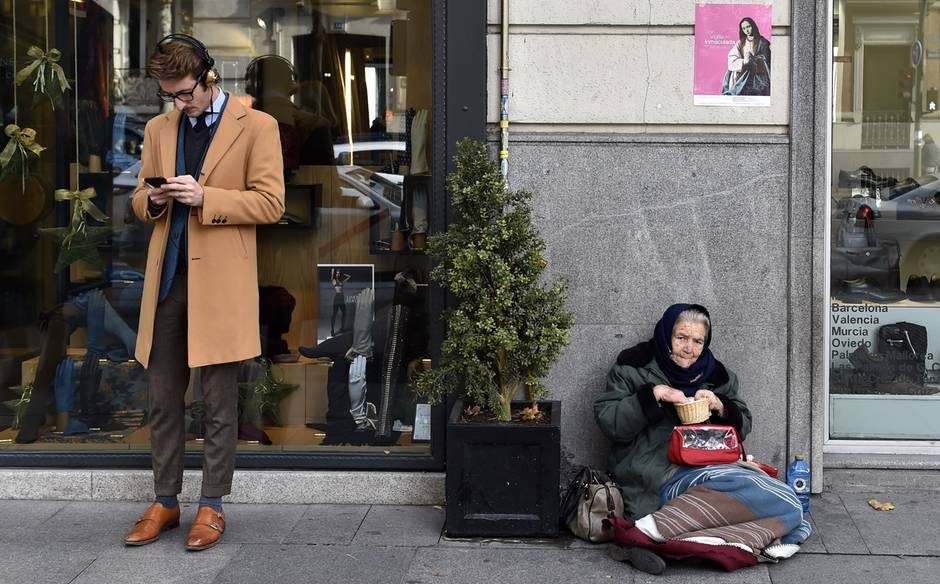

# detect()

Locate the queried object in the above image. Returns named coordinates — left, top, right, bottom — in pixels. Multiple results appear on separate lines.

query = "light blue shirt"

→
left=187, top=88, right=227, bottom=127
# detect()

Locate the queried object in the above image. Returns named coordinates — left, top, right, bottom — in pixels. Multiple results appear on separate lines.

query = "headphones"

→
left=155, top=33, right=218, bottom=87
left=244, top=54, right=296, bottom=97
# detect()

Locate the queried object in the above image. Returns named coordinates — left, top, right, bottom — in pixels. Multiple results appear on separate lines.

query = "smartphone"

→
left=144, top=176, right=167, bottom=188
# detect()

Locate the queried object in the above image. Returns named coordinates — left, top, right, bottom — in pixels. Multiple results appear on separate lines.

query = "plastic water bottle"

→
left=787, top=454, right=811, bottom=513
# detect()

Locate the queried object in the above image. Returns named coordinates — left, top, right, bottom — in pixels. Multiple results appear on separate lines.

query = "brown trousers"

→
left=149, top=274, right=240, bottom=498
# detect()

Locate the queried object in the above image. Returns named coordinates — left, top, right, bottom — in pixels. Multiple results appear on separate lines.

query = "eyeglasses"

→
left=156, top=79, right=200, bottom=103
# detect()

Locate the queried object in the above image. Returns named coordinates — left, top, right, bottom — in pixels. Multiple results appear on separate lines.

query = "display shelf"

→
left=369, top=247, right=426, bottom=256
left=0, top=424, right=428, bottom=452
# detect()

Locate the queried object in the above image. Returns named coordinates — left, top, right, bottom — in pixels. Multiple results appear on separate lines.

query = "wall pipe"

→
left=499, top=0, right=510, bottom=178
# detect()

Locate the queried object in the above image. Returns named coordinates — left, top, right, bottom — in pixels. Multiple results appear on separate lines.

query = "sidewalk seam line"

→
left=66, top=557, right=97, bottom=584
left=839, top=494, right=873, bottom=555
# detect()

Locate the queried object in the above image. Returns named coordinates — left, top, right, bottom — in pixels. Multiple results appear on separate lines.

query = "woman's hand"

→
left=694, top=389, right=725, bottom=416
left=653, top=385, right=688, bottom=405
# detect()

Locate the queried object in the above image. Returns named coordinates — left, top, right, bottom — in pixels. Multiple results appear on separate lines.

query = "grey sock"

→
left=198, top=495, right=222, bottom=513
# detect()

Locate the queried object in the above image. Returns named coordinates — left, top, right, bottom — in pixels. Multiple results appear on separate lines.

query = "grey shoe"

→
left=609, top=544, right=666, bottom=575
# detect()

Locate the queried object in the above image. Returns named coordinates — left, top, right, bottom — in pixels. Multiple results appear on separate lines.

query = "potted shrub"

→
left=414, top=138, right=574, bottom=537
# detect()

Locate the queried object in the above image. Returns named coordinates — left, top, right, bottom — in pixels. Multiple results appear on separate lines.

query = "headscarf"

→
left=652, top=303, right=716, bottom=396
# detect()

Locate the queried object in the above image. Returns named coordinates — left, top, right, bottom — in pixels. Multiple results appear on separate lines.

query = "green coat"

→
left=593, top=341, right=752, bottom=519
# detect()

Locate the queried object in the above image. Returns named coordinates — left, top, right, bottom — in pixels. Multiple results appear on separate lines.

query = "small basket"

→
left=675, top=398, right=710, bottom=425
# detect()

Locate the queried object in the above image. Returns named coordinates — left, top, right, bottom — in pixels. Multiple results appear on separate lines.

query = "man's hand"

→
left=653, top=384, right=688, bottom=405
left=694, top=389, right=725, bottom=416
left=164, top=174, right=204, bottom=207
left=148, top=184, right=172, bottom=207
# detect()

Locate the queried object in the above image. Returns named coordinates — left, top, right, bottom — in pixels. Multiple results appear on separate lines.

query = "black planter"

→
left=445, top=399, right=560, bottom=537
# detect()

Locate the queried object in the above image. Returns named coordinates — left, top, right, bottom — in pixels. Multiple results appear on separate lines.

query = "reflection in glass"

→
left=0, top=1, right=434, bottom=455
left=828, top=1, right=940, bottom=441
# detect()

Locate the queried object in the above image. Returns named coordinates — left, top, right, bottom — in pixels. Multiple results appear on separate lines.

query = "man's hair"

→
left=147, top=40, right=206, bottom=81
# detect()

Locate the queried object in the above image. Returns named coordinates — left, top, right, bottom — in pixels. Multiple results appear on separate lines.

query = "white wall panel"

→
left=486, top=0, right=791, bottom=26
left=487, top=33, right=790, bottom=126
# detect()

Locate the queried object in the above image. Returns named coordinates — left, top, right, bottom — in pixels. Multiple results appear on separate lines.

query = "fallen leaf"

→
left=520, top=403, right=541, bottom=421
left=868, top=498, right=896, bottom=511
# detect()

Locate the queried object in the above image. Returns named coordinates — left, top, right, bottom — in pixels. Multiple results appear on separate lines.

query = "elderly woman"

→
left=594, top=304, right=810, bottom=574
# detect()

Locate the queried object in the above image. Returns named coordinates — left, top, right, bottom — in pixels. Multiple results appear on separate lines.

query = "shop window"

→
left=829, top=1, right=940, bottom=440
left=0, top=1, right=436, bottom=458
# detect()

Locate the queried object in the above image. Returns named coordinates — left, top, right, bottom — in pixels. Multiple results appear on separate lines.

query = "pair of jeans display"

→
left=347, top=288, right=375, bottom=429
left=399, top=175, right=430, bottom=239
left=15, top=278, right=143, bottom=443
left=375, top=304, right=410, bottom=437
left=374, top=269, right=429, bottom=437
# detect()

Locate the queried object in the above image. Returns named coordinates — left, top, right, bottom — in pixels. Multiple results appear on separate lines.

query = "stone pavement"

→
left=0, top=491, right=937, bottom=584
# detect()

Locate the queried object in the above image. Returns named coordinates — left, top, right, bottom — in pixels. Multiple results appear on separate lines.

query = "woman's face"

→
left=741, top=20, right=753, bottom=37
left=670, top=321, right=707, bottom=369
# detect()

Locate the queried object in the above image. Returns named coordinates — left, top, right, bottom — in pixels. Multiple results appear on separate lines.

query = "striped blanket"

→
left=646, top=463, right=811, bottom=556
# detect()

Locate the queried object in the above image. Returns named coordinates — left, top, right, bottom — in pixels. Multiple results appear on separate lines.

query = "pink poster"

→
left=694, top=3, right=772, bottom=107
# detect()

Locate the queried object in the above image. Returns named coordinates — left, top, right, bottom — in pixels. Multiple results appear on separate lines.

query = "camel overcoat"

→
left=132, top=95, right=285, bottom=368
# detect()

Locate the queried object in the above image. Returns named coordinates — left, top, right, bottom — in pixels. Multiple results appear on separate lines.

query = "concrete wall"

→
left=485, top=0, right=806, bottom=477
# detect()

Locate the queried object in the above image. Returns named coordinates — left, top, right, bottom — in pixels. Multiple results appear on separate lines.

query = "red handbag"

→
left=668, top=424, right=743, bottom=466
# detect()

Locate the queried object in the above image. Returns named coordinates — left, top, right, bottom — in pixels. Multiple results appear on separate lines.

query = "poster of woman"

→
left=693, top=2, right=772, bottom=107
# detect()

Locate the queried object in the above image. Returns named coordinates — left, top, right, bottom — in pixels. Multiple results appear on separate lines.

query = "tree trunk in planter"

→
left=445, top=399, right=560, bottom=537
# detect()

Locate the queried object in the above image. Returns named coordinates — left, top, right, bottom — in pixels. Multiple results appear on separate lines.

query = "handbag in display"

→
left=829, top=239, right=901, bottom=290
left=559, top=466, right=623, bottom=543
left=878, top=321, right=928, bottom=384
left=668, top=424, right=743, bottom=467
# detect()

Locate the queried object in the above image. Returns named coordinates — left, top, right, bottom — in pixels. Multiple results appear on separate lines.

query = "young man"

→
left=124, top=34, right=284, bottom=551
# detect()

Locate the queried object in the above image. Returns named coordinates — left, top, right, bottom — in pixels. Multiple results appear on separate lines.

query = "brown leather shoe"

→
left=124, top=503, right=181, bottom=546
left=186, top=506, right=225, bottom=551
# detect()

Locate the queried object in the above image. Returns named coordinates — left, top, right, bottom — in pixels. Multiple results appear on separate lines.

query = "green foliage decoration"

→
left=4, top=383, right=34, bottom=429
left=413, top=138, right=574, bottom=421
left=238, top=359, right=299, bottom=427
left=38, top=188, right=111, bottom=273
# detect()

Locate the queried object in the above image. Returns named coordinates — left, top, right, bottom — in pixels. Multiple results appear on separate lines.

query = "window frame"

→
left=0, top=0, right=486, bottom=472
left=823, top=0, right=940, bottom=455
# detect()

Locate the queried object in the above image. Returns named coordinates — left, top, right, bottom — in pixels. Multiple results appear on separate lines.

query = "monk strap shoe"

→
left=124, top=503, right=181, bottom=546
left=186, top=506, right=226, bottom=551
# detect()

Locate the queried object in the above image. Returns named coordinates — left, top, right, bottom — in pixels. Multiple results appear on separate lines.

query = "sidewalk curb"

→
left=0, top=469, right=445, bottom=504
